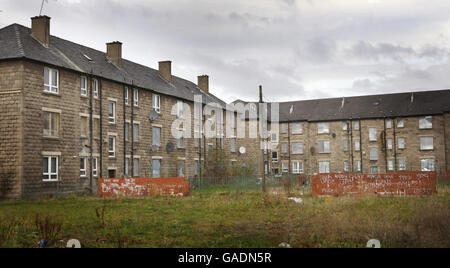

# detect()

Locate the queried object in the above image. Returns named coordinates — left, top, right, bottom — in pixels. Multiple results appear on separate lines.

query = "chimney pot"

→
left=198, top=75, right=209, bottom=93
left=31, top=16, right=51, bottom=47
left=159, top=61, right=172, bottom=83
left=106, top=41, right=123, bottom=67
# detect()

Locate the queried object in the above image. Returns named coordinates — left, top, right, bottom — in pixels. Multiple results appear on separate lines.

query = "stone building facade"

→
left=0, top=17, right=449, bottom=199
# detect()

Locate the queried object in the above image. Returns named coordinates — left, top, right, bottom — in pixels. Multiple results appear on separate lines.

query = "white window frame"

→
left=399, top=159, right=406, bottom=171
left=93, top=79, right=99, bottom=99
left=292, top=142, right=303, bottom=155
left=369, top=128, right=377, bottom=141
left=421, top=158, right=435, bottom=171
left=388, top=160, right=394, bottom=171
left=231, top=138, right=236, bottom=153
left=419, top=116, right=432, bottom=129
left=177, top=129, right=184, bottom=149
left=292, top=123, right=303, bottom=134
left=281, top=123, right=287, bottom=134
left=343, top=139, right=349, bottom=151
left=354, top=139, right=360, bottom=151
left=293, top=161, right=304, bottom=174
left=398, top=138, right=406, bottom=149
left=109, top=136, right=116, bottom=158
left=93, top=157, right=98, bottom=177
left=319, top=161, right=330, bottom=174
left=133, top=158, right=139, bottom=177
left=108, top=101, right=116, bottom=124
left=353, top=121, right=360, bottom=131
left=133, top=89, right=139, bottom=107
left=152, top=126, right=161, bottom=147
left=281, top=143, right=288, bottom=153
left=387, top=139, right=393, bottom=150
left=133, top=123, right=139, bottom=142
left=318, top=122, right=329, bottom=134
left=343, top=122, right=348, bottom=131
left=397, top=118, right=404, bottom=128
left=370, top=166, right=379, bottom=174
left=43, top=111, right=60, bottom=138
left=369, top=147, right=378, bottom=161
left=344, top=161, right=349, bottom=172
left=153, top=94, right=161, bottom=113
left=125, top=87, right=129, bottom=105
left=318, top=140, right=331, bottom=154
left=177, top=100, right=184, bottom=118
left=43, top=156, right=58, bottom=182
left=80, top=76, right=87, bottom=96
left=420, top=136, right=434, bottom=150
left=282, top=162, right=289, bottom=173
left=152, top=159, right=161, bottom=178
left=80, top=157, right=87, bottom=177
left=356, top=160, right=361, bottom=172
left=272, top=151, right=278, bottom=163
left=386, top=119, right=392, bottom=129
left=44, top=67, right=59, bottom=94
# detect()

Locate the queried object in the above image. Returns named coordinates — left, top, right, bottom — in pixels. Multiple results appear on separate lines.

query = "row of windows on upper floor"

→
left=269, top=158, right=436, bottom=175
left=269, top=136, right=435, bottom=165
left=276, top=116, right=434, bottom=136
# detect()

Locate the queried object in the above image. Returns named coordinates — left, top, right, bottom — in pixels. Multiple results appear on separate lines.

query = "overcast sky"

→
left=1, top=0, right=450, bottom=103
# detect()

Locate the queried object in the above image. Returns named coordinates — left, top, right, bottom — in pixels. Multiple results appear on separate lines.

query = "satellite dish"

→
left=149, top=110, right=159, bottom=121
left=166, top=142, right=174, bottom=153
left=239, top=146, right=246, bottom=154
left=332, top=133, right=336, bottom=138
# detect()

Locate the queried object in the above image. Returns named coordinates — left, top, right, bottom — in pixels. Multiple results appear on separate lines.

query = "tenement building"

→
left=0, top=17, right=449, bottom=200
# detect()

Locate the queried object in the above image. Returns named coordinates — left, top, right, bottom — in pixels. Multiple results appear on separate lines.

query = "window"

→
left=420, top=137, right=434, bottom=150
left=369, top=147, right=378, bottom=161
left=152, top=127, right=161, bottom=147
left=399, top=159, right=406, bottom=171
left=93, top=79, right=99, bottom=99
left=388, top=160, right=394, bottom=171
left=153, top=94, right=160, bottom=113
left=318, top=122, right=329, bottom=134
left=133, top=89, right=139, bottom=107
left=343, top=122, right=348, bottom=131
left=231, top=138, right=236, bottom=153
left=354, top=139, right=360, bottom=151
left=93, top=158, right=98, bottom=177
left=343, top=139, right=349, bottom=151
left=293, top=161, right=304, bottom=174
left=80, top=157, right=87, bottom=177
left=271, top=132, right=278, bottom=143
left=133, top=158, right=139, bottom=177
left=125, top=123, right=130, bottom=142
left=44, top=67, right=58, bottom=93
left=125, top=158, right=130, bottom=177
left=125, top=87, right=129, bottom=105
left=387, top=139, right=393, bottom=150
left=292, top=123, right=303, bottom=134
left=292, top=142, right=303, bottom=154
left=397, top=138, right=406, bottom=149
left=319, top=161, right=330, bottom=174
left=108, top=101, right=116, bottom=124
left=419, top=116, right=432, bottom=129
left=421, top=159, right=435, bottom=171
left=281, top=143, right=288, bottom=153
left=282, top=162, right=289, bottom=173
left=230, top=113, right=236, bottom=129
left=80, top=76, right=87, bottom=96
left=369, top=128, right=377, bottom=141
left=178, top=161, right=185, bottom=177
left=318, top=141, right=330, bottom=153
left=354, top=121, right=360, bottom=131
left=272, top=152, right=278, bottom=163
left=281, top=123, right=287, bottom=134
left=386, top=119, right=392, bottom=129
left=80, top=116, right=88, bottom=137
left=177, top=101, right=184, bottom=118
left=108, top=136, right=116, bottom=157
left=397, top=118, right=404, bottom=128
left=344, top=161, right=349, bottom=172
left=43, top=111, right=60, bottom=137
left=133, top=123, right=139, bottom=142
left=177, top=130, right=184, bottom=149
left=43, top=156, right=58, bottom=181
left=370, top=166, right=379, bottom=174
left=356, top=160, right=361, bottom=172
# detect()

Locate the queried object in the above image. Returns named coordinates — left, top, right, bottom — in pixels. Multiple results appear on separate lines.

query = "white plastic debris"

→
left=288, top=197, right=303, bottom=204
left=279, top=242, right=291, bottom=248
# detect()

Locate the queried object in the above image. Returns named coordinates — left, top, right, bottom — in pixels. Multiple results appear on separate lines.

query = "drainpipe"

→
left=393, top=119, right=398, bottom=172
left=123, top=85, right=127, bottom=178
left=359, top=119, right=363, bottom=173
left=99, top=79, right=103, bottom=178
left=349, top=120, right=354, bottom=173
left=443, top=113, right=448, bottom=172
left=383, top=118, right=388, bottom=173
left=89, top=72, right=94, bottom=193
left=131, top=84, right=135, bottom=178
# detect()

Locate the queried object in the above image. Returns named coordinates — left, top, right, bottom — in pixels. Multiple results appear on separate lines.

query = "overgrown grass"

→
left=0, top=184, right=449, bottom=248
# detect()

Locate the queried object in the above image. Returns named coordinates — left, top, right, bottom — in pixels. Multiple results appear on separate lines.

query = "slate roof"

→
left=233, top=89, right=450, bottom=122
left=0, top=23, right=226, bottom=106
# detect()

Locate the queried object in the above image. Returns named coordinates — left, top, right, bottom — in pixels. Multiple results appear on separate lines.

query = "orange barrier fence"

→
left=98, top=177, right=190, bottom=198
left=311, top=172, right=436, bottom=197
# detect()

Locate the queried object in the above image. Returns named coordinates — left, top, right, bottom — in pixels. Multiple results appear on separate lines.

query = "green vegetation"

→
left=0, top=183, right=449, bottom=248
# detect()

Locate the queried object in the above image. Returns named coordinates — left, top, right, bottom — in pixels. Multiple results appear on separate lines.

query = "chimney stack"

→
left=198, top=75, right=209, bottom=93
left=259, top=85, right=263, bottom=103
left=31, top=16, right=51, bottom=47
left=159, top=61, right=172, bottom=83
left=106, top=41, right=123, bottom=67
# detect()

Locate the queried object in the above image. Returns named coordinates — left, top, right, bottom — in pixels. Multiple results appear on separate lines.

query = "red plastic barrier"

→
left=311, top=172, right=436, bottom=197
left=98, top=177, right=190, bottom=198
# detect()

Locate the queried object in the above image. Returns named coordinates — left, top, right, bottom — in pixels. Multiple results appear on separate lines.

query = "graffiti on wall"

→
left=311, top=172, right=436, bottom=197
left=98, top=177, right=190, bottom=198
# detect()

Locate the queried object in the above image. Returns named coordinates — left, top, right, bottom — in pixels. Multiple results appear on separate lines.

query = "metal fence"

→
left=187, top=174, right=310, bottom=192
